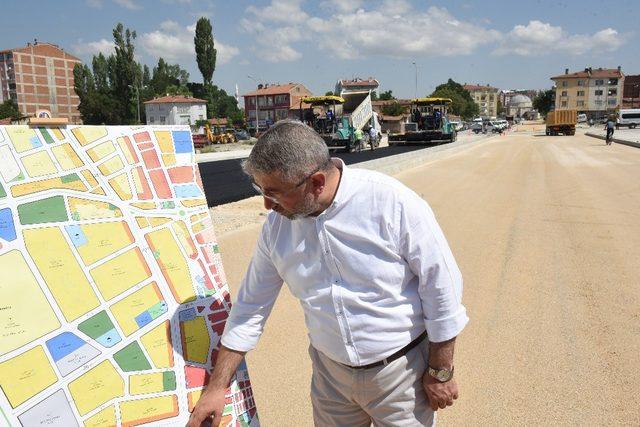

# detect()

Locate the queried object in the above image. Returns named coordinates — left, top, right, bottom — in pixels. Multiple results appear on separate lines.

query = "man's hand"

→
left=422, top=372, right=459, bottom=411
left=186, top=387, right=226, bottom=427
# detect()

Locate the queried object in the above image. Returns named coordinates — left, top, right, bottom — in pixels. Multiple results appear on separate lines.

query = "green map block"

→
left=114, top=341, right=152, bottom=372
left=0, top=182, right=6, bottom=198
left=78, top=311, right=114, bottom=339
left=162, top=371, right=176, bottom=391
left=17, top=196, right=68, bottom=225
left=39, top=127, right=55, bottom=144
left=61, top=173, right=81, bottom=183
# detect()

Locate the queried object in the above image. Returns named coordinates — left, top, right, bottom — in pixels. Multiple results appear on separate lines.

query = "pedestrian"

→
left=368, top=125, right=378, bottom=148
left=187, top=120, right=468, bottom=427
left=354, top=127, right=364, bottom=151
left=605, top=116, right=615, bottom=145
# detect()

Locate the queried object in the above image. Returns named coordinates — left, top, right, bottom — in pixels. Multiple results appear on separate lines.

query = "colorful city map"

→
left=0, top=125, right=258, bottom=426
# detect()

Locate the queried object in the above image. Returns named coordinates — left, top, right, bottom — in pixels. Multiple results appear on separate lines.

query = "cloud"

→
left=494, top=20, right=627, bottom=56
left=114, top=0, right=140, bottom=10
left=72, top=38, right=115, bottom=57
left=138, top=20, right=239, bottom=64
left=241, top=2, right=627, bottom=62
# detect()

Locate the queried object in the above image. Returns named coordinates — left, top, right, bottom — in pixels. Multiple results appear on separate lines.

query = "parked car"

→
left=577, top=113, right=588, bottom=123
left=617, top=109, right=640, bottom=129
left=234, top=129, right=250, bottom=140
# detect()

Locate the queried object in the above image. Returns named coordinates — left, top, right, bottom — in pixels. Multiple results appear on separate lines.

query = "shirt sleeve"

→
left=399, top=192, right=469, bottom=342
left=221, top=220, right=284, bottom=352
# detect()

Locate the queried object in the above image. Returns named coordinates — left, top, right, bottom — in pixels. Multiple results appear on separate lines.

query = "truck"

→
left=545, top=110, right=576, bottom=136
left=388, top=98, right=457, bottom=145
left=301, top=91, right=381, bottom=152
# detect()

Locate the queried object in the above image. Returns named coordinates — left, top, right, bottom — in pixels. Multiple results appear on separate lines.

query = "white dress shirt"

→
left=221, top=159, right=468, bottom=366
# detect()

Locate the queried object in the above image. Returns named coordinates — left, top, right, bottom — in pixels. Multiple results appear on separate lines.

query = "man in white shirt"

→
left=188, top=120, right=468, bottom=427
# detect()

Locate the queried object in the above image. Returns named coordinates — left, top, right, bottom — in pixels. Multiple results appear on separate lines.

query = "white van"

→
left=577, top=113, right=587, bottom=123
left=617, top=109, right=640, bottom=129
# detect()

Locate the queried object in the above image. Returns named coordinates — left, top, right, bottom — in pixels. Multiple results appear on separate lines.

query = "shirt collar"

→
left=326, top=157, right=348, bottom=213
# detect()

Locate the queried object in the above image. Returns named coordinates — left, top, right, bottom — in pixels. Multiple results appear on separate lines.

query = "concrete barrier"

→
left=585, top=132, right=640, bottom=149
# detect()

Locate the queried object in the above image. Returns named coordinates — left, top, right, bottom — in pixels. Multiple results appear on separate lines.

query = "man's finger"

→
left=438, top=400, right=447, bottom=409
left=212, top=412, right=222, bottom=427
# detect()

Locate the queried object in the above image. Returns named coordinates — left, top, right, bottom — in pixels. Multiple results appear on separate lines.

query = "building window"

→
left=595, top=79, right=604, bottom=86
left=160, top=116, right=166, bottom=124
left=561, top=91, right=567, bottom=96
left=489, top=95, right=494, bottom=101
left=149, top=116, right=155, bottom=123
left=246, top=97, right=254, bottom=107
left=275, top=95, right=287, bottom=104
left=275, top=109, right=288, bottom=120
left=267, top=96, right=274, bottom=106
left=608, top=99, right=617, bottom=105
left=562, top=81, right=568, bottom=87
left=595, top=90, right=603, bottom=96
left=595, top=100, right=603, bottom=106
left=577, top=91, right=585, bottom=97
left=480, top=95, right=486, bottom=101
left=608, top=78, right=618, bottom=85
left=258, top=96, right=266, bottom=107
left=577, top=101, right=585, bottom=107
left=561, top=101, right=568, bottom=107
left=608, top=89, right=617, bottom=96
left=577, top=80, right=584, bottom=86
left=199, top=114, right=204, bottom=120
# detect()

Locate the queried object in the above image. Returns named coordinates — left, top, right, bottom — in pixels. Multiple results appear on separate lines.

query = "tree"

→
left=533, top=89, right=555, bottom=116
left=430, top=79, right=479, bottom=119
left=186, top=82, right=244, bottom=125
left=378, top=90, right=395, bottom=101
left=324, top=91, right=335, bottom=96
left=370, top=91, right=378, bottom=101
left=194, top=17, right=217, bottom=86
left=112, top=23, right=138, bottom=124
left=150, top=58, right=190, bottom=96
left=381, top=102, right=407, bottom=116
left=0, top=100, right=21, bottom=120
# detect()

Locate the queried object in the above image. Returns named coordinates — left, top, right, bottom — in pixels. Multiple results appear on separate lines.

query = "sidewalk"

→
left=195, top=148, right=253, bottom=163
left=585, top=128, right=640, bottom=148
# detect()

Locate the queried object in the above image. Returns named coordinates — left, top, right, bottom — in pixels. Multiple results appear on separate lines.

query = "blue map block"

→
left=96, top=329, right=122, bottom=347
left=64, top=224, right=88, bottom=247
left=46, top=332, right=86, bottom=362
left=29, top=135, right=42, bottom=149
left=135, top=310, right=153, bottom=328
left=174, top=184, right=202, bottom=198
left=179, top=307, right=197, bottom=322
left=172, top=130, right=193, bottom=154
left=0, top=208, right=17, bottom=241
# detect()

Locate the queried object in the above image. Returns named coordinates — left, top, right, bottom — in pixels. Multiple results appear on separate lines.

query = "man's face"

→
left=252, top=171, right=323, bottom=220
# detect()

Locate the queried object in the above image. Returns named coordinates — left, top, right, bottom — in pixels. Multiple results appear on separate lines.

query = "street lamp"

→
left=412, top=62, right=418, bottom=98
left=247, top=75, right=262, bottom=136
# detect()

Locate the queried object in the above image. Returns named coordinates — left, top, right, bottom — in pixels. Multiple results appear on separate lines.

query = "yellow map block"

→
left=135, top=217, right=150, bottom=228
left=129, top=372, right=165, bottom=395
left=154, top=131, right=173, bottom=153
left=110, top=282, right=164, bottom=336
left=51, top=128, right=65, bottom=141
left=11, top=173, right=87, bottom=197
left=52, top=143, right=84, bottom=170
left=98, top=156, right=124, bottom=176
left=145, top=228, right=195, bottom=303
left=181, top=199, right=207, bottom=208
left=108, top=172, right=132, bottom=201
left=69, top=360, right=124, bottom=416
left=120, top=395, right=178, bottom=427
left=71, top=126, right=108, bottom=146
left=86, top=140, right=115, bottom=162
left=91, top=247, right=151, bottom=301
left=68, top=197, right=123, bottom=220
left=131, top=202, right=156, bottom=210
left=149, top=217, right=171, bottom=227
left=24, top=227, right=99, bottom=322
left=117, top=137, right=136, bottom=165
left=0, top=346, right=57, bottom=408
left=0, top=250, right=60, bottom=356
left=83, top=404, right=116, bottom=427
left=181, top=316, right=210, bottom=364
left=74, top=221, right=135, bottom=265
left=6, top=125, right=38, bottom=153
left=81, top=169, right=100, bottom=188
left=187, top=389, right=202, bottom=412
left=141, top=321, right=174, bottom=369
left=172, top=221, right=197, bottom=259
left=161, top=153, right=176, bottom=167
left=21, top=150, right=58, bottom=177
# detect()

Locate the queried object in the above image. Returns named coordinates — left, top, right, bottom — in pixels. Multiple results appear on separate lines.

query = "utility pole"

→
left=412, top=62, right=418, bottom=98
left=128, top=84, right=146, bottom=124
left=247, top=75, right=261, bottom=136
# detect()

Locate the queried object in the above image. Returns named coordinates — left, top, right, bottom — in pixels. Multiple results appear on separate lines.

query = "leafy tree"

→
left=112, top=23, right=138, bottom=123
left=187, top=82, right=244, bottom=125
left=194, top=17, right=217, bottom=86
left=370, top=91, right=378, bottom=101
left=533, top=89, right=555, bottom=116
left=150, top=58, right=190, bottom=96
left=497, top=99, right=504, bottom=116
left=324, top=91, right=335, bottom=96
left=429, top=79, right=479, bottom=119
left=378, top=90, right=395, bottom=101
left=0, top=100, right=21, bottom=120
left=381, top=102, right=407, bottom=116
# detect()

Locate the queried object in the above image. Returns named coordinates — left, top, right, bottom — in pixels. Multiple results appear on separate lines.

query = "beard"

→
left=274, top=191, right=322, bottom=220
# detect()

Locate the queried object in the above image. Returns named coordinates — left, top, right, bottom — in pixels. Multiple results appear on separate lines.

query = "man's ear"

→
left=310, top=173, right=326, bottom=196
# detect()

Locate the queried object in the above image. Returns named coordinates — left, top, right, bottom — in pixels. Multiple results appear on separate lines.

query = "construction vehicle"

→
left=300, top=95, right=345, bottom=145
left=545, top=110, right=576, bottom=135
left=388, top=98, right=457, bottom=145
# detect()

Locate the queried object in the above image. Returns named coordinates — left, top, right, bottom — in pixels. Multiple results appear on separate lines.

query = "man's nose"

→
left=263, top=196, right=276, bottom=210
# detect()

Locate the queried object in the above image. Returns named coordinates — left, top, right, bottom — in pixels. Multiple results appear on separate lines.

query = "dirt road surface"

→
left=212, top=130, right=640, bottom=425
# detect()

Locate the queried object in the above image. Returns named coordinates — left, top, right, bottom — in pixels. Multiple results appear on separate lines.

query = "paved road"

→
left=199, top=144, right=432, bottom=206
left=214, top=131, right=640, bottom=425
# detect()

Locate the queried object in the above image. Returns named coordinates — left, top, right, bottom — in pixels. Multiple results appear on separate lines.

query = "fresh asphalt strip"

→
left=199, top=145, right=429, bottom=207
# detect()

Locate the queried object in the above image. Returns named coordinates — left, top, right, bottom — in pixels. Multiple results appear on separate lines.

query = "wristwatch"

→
left=428, top=365, right=454, bottom=382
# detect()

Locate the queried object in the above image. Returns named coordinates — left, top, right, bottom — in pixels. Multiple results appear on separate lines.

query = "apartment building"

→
left=0, top=41, right=82, bottom=122
left=463, top=84, right=500, bottom=118
left=335, top=77, right=379, bottom=95
left=242, top=83, right=312, bottom=131
left=143, top=95, right=207, bottom=125
left=551, top=67, right=624, bottom=119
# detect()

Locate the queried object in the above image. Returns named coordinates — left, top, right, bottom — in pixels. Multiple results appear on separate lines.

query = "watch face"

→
left=430, top=367, right=453, bottom=382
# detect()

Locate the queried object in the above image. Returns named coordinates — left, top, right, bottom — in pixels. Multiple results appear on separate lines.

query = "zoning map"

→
left=0, top=125, right=258, bottom=426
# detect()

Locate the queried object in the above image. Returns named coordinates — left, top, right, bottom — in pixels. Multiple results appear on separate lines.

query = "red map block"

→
left=185, top=365, right=210, bottom=389
left=198, top=260, right=214, bottom=289
left=137, top=142, right=154, bottom=151
left=168, top=166, right=195, bottom=184
left=134, top=131, right=151, bottom=143
left=149, top=170, right=172, bottom=199
left=134, top=166, right=153, bottom=199
left=209, top=299, right=224, bottom=312
left=208, top=309, right=227, bottom=325
left=209, top=320, right=226, bottom=338
left=142, top=149, right=161, bottom=170
left=196, top=306, right=205, bottom=313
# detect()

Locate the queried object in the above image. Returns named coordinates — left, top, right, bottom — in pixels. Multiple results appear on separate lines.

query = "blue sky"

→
left=1, top=0, right=638, bottom=100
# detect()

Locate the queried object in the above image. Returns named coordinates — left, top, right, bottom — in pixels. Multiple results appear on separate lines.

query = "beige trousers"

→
left=309, top=343, right=436, bottom=426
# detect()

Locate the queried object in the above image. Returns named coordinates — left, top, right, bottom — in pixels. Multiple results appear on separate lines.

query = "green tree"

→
left=0, top=100, right=21, bottom=120
left=324, top=91, right=335, bottom=96
left=187, top=82, right=244, bottom=125
left=194, top=17, right=217, bottom=86
left=370, top=90, right=378, bottom=100
left=378, top=90, right=395, bottom=100
left=112, top=23, right=138, bottom=124
left=150, top=58, right=190, bottom=96
left=381, top=101, right=407, bottom=116
left=429, top=79, right=479, bottom=119
left=533, top=89, right=555, bottom=116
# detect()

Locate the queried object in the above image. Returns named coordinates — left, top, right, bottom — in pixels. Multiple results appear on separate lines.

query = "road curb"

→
left=585, top=132, right=640, bottom=149
left=355, top=133, right=500, bottom=175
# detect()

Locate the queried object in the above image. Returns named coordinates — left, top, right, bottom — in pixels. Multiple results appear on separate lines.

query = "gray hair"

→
left=242, top=119, right=331, bottom=183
